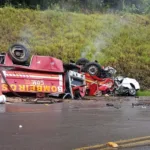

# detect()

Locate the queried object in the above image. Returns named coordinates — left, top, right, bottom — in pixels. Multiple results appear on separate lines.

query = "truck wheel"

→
left=83, top=62, right=102, bottom=76
left=74, top=90, right=81, bottom=99
left=76, top=58, right=89, bottom=66
left=8, top=44, right=30, bottom=64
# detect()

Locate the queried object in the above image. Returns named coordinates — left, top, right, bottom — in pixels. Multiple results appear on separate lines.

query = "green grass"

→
left=137, top=90, right=150, bottom=96
left=0, top=7, right=150, bottom=89
left=0, top=7, right=107, bottom=61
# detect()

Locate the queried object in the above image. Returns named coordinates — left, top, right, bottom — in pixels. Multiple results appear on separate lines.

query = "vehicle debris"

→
left=106, top=103, right=114, bottom=107
left=132, top=102, right=150, bottom=107
left=33, top=98, right=63, bottom=104
left=0, top=44, right=86, bottom=100
left=0, top=44, right=141, bottom=102
left=0, top=104, right=5, bottom=113
left=76, top=58, right=140, bottom=97
left=142, top=106, right=147, bottom=109
left=106, top=103, right=121, bottom=109
left=19, top=125, right=23, bottom=128
left=0, top=95, right=6, bottom=104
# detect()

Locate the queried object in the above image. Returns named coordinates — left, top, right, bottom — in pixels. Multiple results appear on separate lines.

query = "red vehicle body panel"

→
left=0, top=54, right=65, bottom=95
left=1, top=71, right=64, bottom=94
left=0, top=54, right=64, bottom=73
left=85, top=73, right=114, bottom=96
left=0, top=53, right=86, bottom=99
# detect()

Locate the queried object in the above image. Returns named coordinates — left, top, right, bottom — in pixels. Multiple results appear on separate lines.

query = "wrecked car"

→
left=76, top=58, right=140, bottom=96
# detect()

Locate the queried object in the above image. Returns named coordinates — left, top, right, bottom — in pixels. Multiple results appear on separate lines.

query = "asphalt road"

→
left=0, top=97, right=150, bottom=150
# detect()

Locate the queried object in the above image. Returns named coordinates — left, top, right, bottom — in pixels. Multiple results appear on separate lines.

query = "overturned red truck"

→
left=0, top=44, right=139, bottom=100
left=0, top=44, right=86, bottom=99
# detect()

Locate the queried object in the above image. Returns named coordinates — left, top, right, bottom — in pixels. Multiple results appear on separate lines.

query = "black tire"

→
left=8, top=44, right=30, bottom=64
left=76, top=58, right=89, bottom=66
left=0, top=53, right=5, bottom=64
left=63, top=63, right=80, bottom=71
left=83, top=62, right=102, bottom=76
left=74, top=90, right=81, bottom=100
left=129, top=88, right=136, bottom=96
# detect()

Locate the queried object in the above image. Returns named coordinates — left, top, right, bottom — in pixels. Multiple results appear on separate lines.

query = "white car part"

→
left=121, top=78, right=140, bottom=90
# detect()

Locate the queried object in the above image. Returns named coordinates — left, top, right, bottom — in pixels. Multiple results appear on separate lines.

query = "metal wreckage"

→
left=0, top=44, right=140, bottom=101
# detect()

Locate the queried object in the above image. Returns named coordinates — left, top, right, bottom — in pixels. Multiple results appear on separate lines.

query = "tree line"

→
left=0, top=0, right=150, bottom=13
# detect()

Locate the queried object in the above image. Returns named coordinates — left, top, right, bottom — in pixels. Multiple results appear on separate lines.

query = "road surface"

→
left=0, top=97, right=150, bottom=150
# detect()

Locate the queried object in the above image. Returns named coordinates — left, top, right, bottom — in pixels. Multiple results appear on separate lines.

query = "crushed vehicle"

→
left=113, top=76, right=140, bottom=96
left=0, top=44, right=86, bottom=99
left=0, top=43, right=140, bottom=100
left=76, top=58, right=115, bottom=96
left=76, top=58, right=140, bottom=96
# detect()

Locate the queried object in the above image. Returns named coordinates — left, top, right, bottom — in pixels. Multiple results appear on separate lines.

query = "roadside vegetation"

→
left=137, top=90, right=150, bottom=96
left=0, top=7, right=150, bottom=90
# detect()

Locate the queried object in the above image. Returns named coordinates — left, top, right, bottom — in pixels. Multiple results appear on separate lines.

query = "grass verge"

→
left=137, top=90, right=150, bottom=96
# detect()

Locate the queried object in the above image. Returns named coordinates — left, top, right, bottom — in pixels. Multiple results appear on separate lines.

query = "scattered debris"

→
left=6, top=97, right=23, bottom=103
left=19, top=125, right=23, bottom=128
left=0, top=95, right=6, bottom=104
left=0, top=44, right=86, bottom=100
left=0, top=43, right=141, bottom=102
left=142, top=106, right=147, bottom=109
left=105, top=94, right=109, bottom=97
left=132, top=102, right=150, bottom=108
left=106, top=103, right=114, bottom=107
left=34, top=98, right=63, bottom=104
left=106, top=102, right=121, bottom=109
left=0, top=104, right=5, bottom=113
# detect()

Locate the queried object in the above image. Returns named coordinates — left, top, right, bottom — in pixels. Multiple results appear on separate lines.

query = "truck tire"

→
left=8, top=44, right=30, bottom=64
left=76, top=58, right=89, bottom=66
left=83, top=62, right=102, bottom=76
